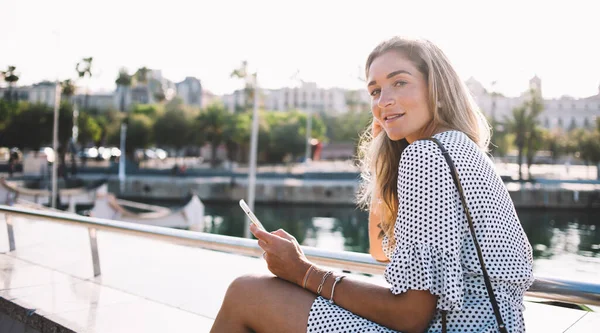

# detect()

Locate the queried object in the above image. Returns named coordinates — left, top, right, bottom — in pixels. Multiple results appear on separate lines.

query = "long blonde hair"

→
left=357, top=36, right=491, bottom=245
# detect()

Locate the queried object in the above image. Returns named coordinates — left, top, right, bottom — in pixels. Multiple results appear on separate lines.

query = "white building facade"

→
left=466, top=77, right=600, bottom=131
left=222, top=82, right=355, bottom=114
left=0, top=81, right=58, bottom=107
left=175, top=77, right=202, bottom=107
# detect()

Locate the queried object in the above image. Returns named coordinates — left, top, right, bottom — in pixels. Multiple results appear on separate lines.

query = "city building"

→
left=222, top=81, right=362, bottom=114
left=466, top=77, right=600, bottom=131
left=73, top=93, right=115, bottom=111
left=0, top=81, right=58, bottom=107
left=175, top=77, right=202, bottom=107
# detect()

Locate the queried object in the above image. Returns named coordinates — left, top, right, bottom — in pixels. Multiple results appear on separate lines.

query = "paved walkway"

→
left=0, top=211, right=598, bottom=332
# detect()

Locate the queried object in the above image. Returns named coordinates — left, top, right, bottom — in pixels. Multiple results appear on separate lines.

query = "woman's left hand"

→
left=250, top=224, right=312, bottom=286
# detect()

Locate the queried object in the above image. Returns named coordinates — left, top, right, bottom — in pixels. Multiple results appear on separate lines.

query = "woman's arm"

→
left=368, top=197, right=390, bottom=262
left=307, top=266, right=437, bottom=333
left=251, top=225, right=438, bottom=333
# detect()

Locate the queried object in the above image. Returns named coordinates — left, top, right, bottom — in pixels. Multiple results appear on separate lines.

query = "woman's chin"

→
left=384, top=131, right=405, bottom=141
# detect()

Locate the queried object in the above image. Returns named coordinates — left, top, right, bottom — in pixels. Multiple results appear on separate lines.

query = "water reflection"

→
left=201, top=203, right=600, bottom=264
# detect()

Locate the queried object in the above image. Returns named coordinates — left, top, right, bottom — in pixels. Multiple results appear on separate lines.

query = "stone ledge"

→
left=0, top=297, right=75, bottom=333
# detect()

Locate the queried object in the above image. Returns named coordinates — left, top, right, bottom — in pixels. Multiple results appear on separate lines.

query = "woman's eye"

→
left=370, top=89, right=380, bottom=96
left=394, top=81, right=407, bottom=87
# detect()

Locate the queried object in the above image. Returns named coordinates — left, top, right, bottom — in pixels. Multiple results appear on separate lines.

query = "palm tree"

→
left=134, top=67, right=150, bottom=85
left=61, top=78, right=78, bottom=174
left=61, top=79, right=77, bottom=101
left=504, top=91, right=544, bottom=180
left=134, top=67, right=154, bottom=103
left=1, top=66, right=19, bottom=102
left=76, top=57, right=93, bottom=110
left=230, top=61, right=254, bottom=111
left=115, top=68, right=133, bottom=112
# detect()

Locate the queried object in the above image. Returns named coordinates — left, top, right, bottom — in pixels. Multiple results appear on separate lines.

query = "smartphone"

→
left=239, top=199, right=267, bottom=231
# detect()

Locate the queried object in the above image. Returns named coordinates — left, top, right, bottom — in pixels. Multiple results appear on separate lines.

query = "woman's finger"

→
left=250, top=224, right=281, bottom=243
left=271, top=229, right=295, bottom=241
left=257, top=239, right=270, bottom=251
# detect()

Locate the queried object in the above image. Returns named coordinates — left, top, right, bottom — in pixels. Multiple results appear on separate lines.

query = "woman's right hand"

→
left=372, top=118, right=383, bottom=138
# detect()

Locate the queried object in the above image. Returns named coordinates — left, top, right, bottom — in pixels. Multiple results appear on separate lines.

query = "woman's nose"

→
left=377, top=90, right=395, bottom=109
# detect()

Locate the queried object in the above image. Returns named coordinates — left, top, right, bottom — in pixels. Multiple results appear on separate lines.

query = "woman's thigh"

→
left=226, top=274, right=317, bottom=333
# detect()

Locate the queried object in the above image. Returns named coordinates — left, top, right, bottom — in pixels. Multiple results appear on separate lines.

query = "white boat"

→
left=89, top=190, right=205, bottom=230
left=0, top=177, right=107, bottom=213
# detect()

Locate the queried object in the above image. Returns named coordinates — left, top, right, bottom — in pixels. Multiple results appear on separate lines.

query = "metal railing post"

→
left=88, top=227, right=101, bottom=276
left=5, top=214, right=15, bottom=251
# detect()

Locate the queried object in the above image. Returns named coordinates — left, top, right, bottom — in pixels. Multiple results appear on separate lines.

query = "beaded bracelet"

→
left=316, top=271, right=333, bottom=296
left=329, top=275, right=346, bottom=304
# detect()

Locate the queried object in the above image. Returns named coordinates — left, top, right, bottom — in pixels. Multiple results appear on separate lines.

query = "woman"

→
left=210, top=36, right=534, bottom=333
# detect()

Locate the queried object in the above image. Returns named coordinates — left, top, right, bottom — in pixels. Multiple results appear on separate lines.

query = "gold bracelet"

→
left=329, top=275, right=346, bottom=304
left=317, top=271, right=333, bottom=296
left=302, top=265, right=314, bottom=289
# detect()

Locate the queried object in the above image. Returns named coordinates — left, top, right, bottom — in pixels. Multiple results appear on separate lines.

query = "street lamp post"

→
left=119, top=122, right=127, bottom=193
left=118, top=85, right=127, bottom=194
left=51, top=81, right=61, bottom=208
left=304, top=103, right=312, bottom=163
left=290, top=71, right=313, bottom=164
left=244, top=73, right=260, bottom=239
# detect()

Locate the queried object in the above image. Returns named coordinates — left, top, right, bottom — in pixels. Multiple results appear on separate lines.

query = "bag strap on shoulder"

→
left=422, top=137, right=508, bottom=333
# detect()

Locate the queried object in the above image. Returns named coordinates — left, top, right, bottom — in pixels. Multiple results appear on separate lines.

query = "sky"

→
left=1, top=0, right=599, bottom=99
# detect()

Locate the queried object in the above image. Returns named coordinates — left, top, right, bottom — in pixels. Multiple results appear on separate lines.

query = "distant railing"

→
left=1, top=204, right=599, bottom=307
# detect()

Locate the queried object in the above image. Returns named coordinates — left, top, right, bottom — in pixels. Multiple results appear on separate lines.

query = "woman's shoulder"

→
left=402, top=130, right=470, bottom=159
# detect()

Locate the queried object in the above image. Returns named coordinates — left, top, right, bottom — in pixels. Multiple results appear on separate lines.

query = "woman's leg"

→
left=210, top=274, right=317, bottom=333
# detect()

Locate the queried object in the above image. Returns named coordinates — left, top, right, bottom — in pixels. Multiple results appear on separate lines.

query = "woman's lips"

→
left=384, top=114, right=404, bottom=123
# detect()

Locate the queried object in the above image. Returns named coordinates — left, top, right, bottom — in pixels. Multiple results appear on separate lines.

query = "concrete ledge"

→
left=0, top=297, right=74, bottom=333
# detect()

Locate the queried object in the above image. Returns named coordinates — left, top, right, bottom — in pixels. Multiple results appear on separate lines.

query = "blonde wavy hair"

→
left=356, top=36, right=491, bottom=246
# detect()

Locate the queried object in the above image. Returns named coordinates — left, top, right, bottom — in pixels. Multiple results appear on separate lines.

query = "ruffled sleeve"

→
left=384, top=141, right=465, bottom=311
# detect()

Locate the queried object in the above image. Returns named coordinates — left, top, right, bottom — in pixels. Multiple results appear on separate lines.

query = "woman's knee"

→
left=224, top=274, right=271, bottom=302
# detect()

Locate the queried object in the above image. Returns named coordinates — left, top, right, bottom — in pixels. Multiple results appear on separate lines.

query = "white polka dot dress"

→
left=307, top=131, right=534, bottom=332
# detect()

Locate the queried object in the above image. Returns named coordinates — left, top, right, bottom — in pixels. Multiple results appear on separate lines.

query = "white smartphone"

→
left=239, top=199, right=267, bottom=231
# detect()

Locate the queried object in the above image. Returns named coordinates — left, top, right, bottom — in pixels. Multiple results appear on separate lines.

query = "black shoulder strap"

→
left=423, top=137, right=508, bottom=333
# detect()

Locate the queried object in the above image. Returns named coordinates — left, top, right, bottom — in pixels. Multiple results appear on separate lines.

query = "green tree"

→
left=543, top=130, right=566, bottom=163
left=125, top=114, right=153, bottom=154
left=503, top=91, right=544, bottom=180
left=266, top=110, right=326, bottom=163
left=1, top=66, right=19, bottom=102
left=196, top=103, right=230, bottom=166
left=2, top=102, right=74, bottom=167
left=525, top=127, right=544, bottom=180
left=0, top=99, right=17, bottom=134
left=2, top=103, right=52, bottom=150
left=76, top=112, right=102, bottom=146
left=223, top=110, right=270, bottom=164
left=132, top=104, right=163, bottom=118
left=154, top=108, right=193, bottom=151
left=579, top=132, right=600, bottom=179
left=322, top=110, right=371, bottom=143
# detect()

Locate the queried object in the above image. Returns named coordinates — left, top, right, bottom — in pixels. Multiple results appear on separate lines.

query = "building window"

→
left=557, top=118, right=563, bottom=128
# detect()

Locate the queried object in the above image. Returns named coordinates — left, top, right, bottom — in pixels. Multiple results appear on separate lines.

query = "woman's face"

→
left=367, top=51, right=432, bottom=143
